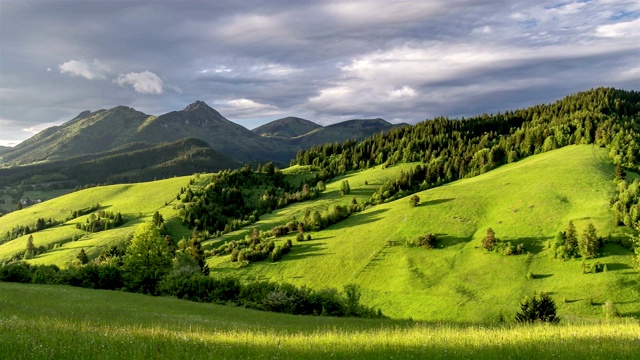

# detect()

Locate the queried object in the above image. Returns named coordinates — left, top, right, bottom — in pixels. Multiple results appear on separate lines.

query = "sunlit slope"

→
left=210, top=145, right=638, bottom=322
left=0, top=175, right=197, bottom=264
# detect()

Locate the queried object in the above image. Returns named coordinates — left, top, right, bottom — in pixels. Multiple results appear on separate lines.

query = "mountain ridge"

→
left=0, top=101, right=401, bottom=166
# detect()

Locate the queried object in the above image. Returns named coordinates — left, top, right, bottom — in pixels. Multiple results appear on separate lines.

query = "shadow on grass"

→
left=532, top=274, right=553, bottom=279
left=332, top=208, right=389, bottom=228
left=605, top=262, right=632, bottom=271
left=499, top=237, right=551, bottom=255
left=421, top=198, right=455, bottom=206
left=283, top=243, right=328, bottom=261
left=434, top=233, right=471, bottom=247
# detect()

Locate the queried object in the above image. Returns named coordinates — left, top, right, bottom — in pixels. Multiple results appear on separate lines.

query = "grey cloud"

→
left=1, top=0, right=639, bottom=146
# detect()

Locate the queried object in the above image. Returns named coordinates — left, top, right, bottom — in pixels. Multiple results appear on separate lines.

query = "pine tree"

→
left=579, top=223, right=599, bottom=258
left=566, top=221, right=578, bottom=257
left=24, top=234, right=35, bottom=259
left=76, top=248, right=89, bottom=265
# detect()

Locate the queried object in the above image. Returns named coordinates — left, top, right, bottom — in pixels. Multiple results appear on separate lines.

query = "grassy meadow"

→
left=0, top=145, right=638, bottom=324
left=208, top=145, right=639, bottom=322
left=1, top=282, right=638, bottom=360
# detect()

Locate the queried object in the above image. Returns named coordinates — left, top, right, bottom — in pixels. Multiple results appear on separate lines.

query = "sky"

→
left=1, top=0, right=639, bottom=147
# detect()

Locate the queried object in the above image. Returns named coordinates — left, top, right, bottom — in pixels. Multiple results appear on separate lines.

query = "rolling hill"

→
left=1, top=145, right=637, bottom=323
left=206, top=145, right=638, bottom=322
left=252, top=116, right=322, bottom=138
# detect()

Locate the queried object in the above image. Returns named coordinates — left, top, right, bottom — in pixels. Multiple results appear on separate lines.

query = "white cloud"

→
left=219, top=98, right=281, bottom=118
left=22, top=121, right=64, bottom=135
left=595, top=18, right=640, bottom=38
left=59, top=59, right=110, bottom=80
left=115, top=71, right=164, bottom=94
left=389, top=86, right=416, bottom=99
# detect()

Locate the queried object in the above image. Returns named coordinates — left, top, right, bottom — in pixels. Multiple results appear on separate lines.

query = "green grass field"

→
left=208, top=145, right=639, bottom=322
left=1, top=282, right=638, bottom=360
left=1, top=145, right=638, bottom=323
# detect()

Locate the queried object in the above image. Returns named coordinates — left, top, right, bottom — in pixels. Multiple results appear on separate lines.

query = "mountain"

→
left=252, top=117, right=322, bottom=138
left=293, top=118, right=406, bottom=148
left=0, top=138, right=238, bottom=187
left=0, top=107, right=151, bottom=164
left=1, top=102, right=402, bottom=168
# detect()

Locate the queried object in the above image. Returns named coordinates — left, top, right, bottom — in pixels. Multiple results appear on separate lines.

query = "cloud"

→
left=22, top=121, right=64, bottom=135
left=389, top=86, right=417, bottom=99
left=219, top=98, right=282, bottom=118
left=595, top=18, right=640, bottom=38
left=115, top=71, right=165, bottom=94
left=59, top=59, right=110, bottom=80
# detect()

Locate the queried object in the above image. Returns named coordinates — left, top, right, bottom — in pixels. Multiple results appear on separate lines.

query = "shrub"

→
left=419, top=233, right=437, bottom=249
left=515, top=292, right=560, bottom=324
left=482, top=228, right=496, bottom=251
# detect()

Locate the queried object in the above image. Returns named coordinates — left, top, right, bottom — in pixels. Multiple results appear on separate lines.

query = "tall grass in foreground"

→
left=2, top=316, right=639, bottom=359
left=1, top=283, right=638, bottom=359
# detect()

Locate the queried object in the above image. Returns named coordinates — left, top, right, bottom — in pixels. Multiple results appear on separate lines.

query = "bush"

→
left=515, top=292, right=560, bottom=324
left=419, top=233, right=437, bottom=249
left=0, top=262, right=32, bottom=283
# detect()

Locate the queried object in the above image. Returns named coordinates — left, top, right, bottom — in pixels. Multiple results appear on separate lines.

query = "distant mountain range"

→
left=0, top=101, right=403, bottom=187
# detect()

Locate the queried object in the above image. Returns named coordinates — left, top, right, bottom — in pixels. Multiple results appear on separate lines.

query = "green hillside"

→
left=208, top=145, right=638, bottom=322
left=0, top=145, right=637, bottom=323
left=1, top=282, right=638, bottom=360
left=0, top=175, right=197, bottom=264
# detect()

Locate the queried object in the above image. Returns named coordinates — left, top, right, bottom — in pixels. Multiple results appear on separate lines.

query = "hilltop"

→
left=252, top=116, right=322, bottom=138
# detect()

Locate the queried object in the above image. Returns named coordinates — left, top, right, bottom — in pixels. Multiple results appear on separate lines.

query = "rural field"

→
left=1, top=282, right=638, bottom=360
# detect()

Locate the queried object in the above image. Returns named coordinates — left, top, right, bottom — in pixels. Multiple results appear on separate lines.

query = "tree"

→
left=614, top=163, right=626, bottom=181
left=76, top=248, right=89, bottom=265
left=152, top=211, right=164, bottom=227
left=565, top=221, right=578, bottom=257
left=340, top=180, right=351, bottom=196
left=482, top=228, right=496, bottom=251
left=409, top=194, right=420, bottom=207
left=24, top=235, right=35, bottom=259
left=579, top=223, right=599, bottom=258
left=123, top=222, right=172, bottom=294
left=515, top=292, right=560, bottom=323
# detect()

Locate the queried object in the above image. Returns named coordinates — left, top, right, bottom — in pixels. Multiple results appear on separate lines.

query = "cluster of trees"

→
left=292, top=89, right=639, bottom=215
left=67, top=203, right=101, bottom=221
left=211, top=228, right=292, bottom=264
left=1, top=218, right=61, bottom=244
left=481, top=228, right=526, bottom=256
left=550, top=221, right=601, bottom=260
left=75, top=211, right=125, bottom=233
left=177, top=164, right=324, bottom=235
left=611, top=179, right=640, bottom=227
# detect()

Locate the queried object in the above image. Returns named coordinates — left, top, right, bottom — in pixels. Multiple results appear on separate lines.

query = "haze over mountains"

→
left=0, top=101, right=402, bottom=187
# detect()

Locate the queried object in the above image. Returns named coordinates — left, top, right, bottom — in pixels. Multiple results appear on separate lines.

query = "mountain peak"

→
left=183, top=100, right=211, bottom=112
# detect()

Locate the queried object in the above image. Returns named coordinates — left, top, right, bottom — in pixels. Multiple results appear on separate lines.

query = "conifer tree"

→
left=579, top=223, right=599, bottom=258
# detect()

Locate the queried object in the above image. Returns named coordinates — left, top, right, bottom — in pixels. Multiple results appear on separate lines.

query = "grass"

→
left=0, top=175, right=196, bottom=263
left=1, top=145, right=638, bottom=324
left=207, top=145, right=639, bottom=322
left=1, top=282, right=638, bottom=360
